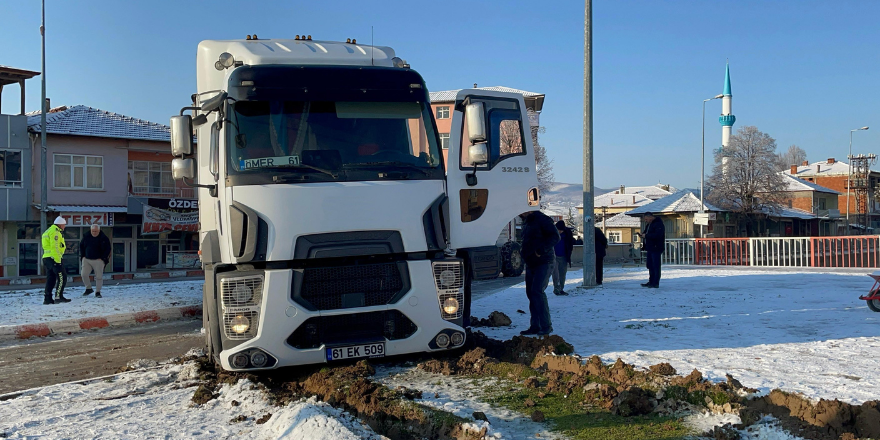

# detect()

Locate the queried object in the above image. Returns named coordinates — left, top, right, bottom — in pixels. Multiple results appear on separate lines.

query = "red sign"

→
left=60, top=213, right=114, bottom=227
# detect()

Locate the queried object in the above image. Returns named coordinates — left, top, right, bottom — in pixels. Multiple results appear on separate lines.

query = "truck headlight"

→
left=442, top=297, right=459, bottom=315
left=219, top=272, right=263, bottom=340
left=230, top=315, right=250, bottom=334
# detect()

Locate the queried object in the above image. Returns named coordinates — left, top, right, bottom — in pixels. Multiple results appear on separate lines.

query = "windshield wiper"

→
left=260, top=163, right=340, bottom=179
left=344, top=161, right=432, bottom=176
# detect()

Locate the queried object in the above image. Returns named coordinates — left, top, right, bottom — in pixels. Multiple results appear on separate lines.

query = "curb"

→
left=2, top=270, right=204, bottom=286
left=0, top=305, right=202, bottom=342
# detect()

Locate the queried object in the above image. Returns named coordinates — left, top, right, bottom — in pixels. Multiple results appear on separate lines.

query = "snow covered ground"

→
left=472, top=266, right=879, bottom=405
left=0, top=280, right=203, bottom=327
left=0, top=350, right=384, bottom=440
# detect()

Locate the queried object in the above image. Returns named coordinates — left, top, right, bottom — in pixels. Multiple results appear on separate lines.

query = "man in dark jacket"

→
left=640, top=212, right=665, bottom=288
left=552, top=221, right=575, bottom=295
left=80, top=224, right=111, bottom=298
left=519, top=211, right=560, bottom=336
left=594, top=227, right=608, bottom=285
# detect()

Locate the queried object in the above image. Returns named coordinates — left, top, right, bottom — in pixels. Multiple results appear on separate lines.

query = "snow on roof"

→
left=784, top=159, right=861, bottom=177
left=627, top=189, right=719, bottom=215
left=766, top=206, right=815, bottom=220
left=593, top=192, right=653, bottom=208
left=779, top=173, right=840, bottom=195
left=602, top=212, right=641, bottom=228
left=27, top=105, right=171, bottom=142
left=613, top=184, right=676, bottom=200
left=429, top=86, right=543, bottom=103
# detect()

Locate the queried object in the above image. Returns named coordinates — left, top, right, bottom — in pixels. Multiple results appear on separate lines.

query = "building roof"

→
left=602, top=212, right=641, bottom=228
left=784, top=159, right=856, bottom=177
left=429, top=86, right=544, bottom=103
left=780, top=173, right=840, bottom=195
left=27, top=105, right=171, bottom=142
left=593, top=192, right=653, bottom=209
left=612, top=184, right=676, bottom=200
left=38, top=205, right=128, bottom=213
left=766, top=206, right=815, bottom=220
left=0, top=65, right=40, bottom=87
left=627, top=189, right=720, bottom=216
left=723, top=63, right=732, bottom=96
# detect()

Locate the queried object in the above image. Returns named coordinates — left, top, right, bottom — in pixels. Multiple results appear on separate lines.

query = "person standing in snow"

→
left=42, top=216, right=71, bottom=304
left=519, top=211, right=560, bottom=336
left=552, top=220, right=575, bottom=295
left=639, top=212, right=665, bottom=288
left=594, top=227, right=608, bottom=285
left=80, top=224, right=111, bottom=298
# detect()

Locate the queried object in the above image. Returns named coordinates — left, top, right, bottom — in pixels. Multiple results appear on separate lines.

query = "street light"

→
left=847, top=126, right=869, bottom=234
left=700, top=94, right=724, bottom=237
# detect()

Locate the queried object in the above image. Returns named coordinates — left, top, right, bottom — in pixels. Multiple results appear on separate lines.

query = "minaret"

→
left=719, top=63, right=736, bottom=157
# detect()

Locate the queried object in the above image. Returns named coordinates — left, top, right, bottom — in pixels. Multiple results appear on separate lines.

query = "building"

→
left=784, top=158, right=880, bottom=230
left=0, top=66, right=39, bottom=277
left=627, top=190, right=722, bottom=239
left=601, top=212, right=641, bottom=244
left=9, top=105, right=198, bottom=278
left=776, top=173, right=840, bottom=235
left=429, top=86, right=545, bottom=169
left=719, top=63, right=736, bottom=158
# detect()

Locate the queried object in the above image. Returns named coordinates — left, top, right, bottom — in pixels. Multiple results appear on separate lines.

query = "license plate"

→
left=326, top=343, right=385, bottom=362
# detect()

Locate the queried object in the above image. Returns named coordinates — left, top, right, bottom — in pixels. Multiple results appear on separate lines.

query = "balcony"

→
left=130, top=186, right=195, bottom=199
left=817, top=209, right=840, bottom=219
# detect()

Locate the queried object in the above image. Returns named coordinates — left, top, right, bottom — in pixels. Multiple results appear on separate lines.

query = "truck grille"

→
left=286, top=310, right=418, bottom=349
left=295, top=262, right=406, bottom=311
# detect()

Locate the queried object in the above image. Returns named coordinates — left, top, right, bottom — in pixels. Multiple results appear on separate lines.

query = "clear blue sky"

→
left=3, top=1, right=879, bottom=189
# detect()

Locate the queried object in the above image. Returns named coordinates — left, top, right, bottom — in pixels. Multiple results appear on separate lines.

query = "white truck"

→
left=169, top=35, right=540, bottom=371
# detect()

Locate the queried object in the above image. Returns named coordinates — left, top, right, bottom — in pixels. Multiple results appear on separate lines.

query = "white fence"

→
left=663, top=239, right=696, bottom=265
left=749, top=237, right=811, bottom=267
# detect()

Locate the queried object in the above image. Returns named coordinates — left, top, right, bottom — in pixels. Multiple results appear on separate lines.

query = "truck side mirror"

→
left=170, top=115, right=193, bottom=156
left=171, top=158, right=195, bottom=180
left=468, top=143, right=489, bottom=165
left=465, top=102, right=487, bottom=143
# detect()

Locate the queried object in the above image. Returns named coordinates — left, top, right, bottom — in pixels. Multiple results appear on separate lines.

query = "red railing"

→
left=811, top=236, right=880, bottom=268
left=695, top=238, right=750, bottom=266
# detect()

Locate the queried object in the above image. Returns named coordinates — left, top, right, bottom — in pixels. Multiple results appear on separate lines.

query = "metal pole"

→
left=40, top=0, right=48, bottom=237
left=847, top=130, right=852, bottom=235
left=582, top=0, right=596, bottom=287
left=700, top=99, right=706, bottom=238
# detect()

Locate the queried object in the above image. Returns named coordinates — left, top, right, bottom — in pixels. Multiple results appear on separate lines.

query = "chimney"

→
left=827, top=158, right=835, bottom=164
left=790, top=165, right=798, bottom=175
left=619, top=185, right=625, bottom=194
left=473, top=83, right=478, bottom=88
left=802, top=160, right=809, bottom=166
left=632, top=195, right=635, bottom=204
left=816, top=164, right=821, bottom=173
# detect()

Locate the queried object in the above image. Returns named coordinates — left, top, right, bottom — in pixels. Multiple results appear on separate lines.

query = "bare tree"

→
left=498, top=120, right=554, bottom=197
left=706, top=126, right=787, bottom=235
left=775, top=144, right=807, bottom=170
left=561, top=201, right=581, bottom=235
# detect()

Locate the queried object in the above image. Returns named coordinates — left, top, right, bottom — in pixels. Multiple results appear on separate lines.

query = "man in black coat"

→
left=552, top=221, right=575, bottom=295
left=80, top=224, right=111, bottom=298
left=639, top=212, right=665, bottom=288
left=519, top=211, right=560, bottom=336
left=594, top=227, right=608, bottom=285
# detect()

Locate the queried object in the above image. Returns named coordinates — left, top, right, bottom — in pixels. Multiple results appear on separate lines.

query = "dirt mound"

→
left=611, top=386, right=656, bottom=416
left=745, top=390, right=880, bottom=440
left=470, top=311, right=512, bottom=328
left=471, top=331, right=573, bottom=365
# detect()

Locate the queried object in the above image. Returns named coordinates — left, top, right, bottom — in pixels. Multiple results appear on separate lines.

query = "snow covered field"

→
left=472, top=266, right=880, bottom=405
left=0, top=280, right=203, bottom=327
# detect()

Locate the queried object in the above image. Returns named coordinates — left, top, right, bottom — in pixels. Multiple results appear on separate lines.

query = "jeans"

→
left=525, top=262, right=553, bottom=332
left=646, top=251, right=662, bottom=286
left=43, top=257, right=67, bottom=300
left=552, top=256, right=568, bottom=294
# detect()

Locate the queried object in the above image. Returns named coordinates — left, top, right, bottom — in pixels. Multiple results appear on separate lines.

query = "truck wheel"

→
left=868, top=299, right=880, bottom=312
left=500, top=242, right=524, bottom=277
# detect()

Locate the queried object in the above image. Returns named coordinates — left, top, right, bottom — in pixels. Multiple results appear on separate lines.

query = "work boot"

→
left=640, top=282, right=652, bottom=288
left=83, top=288, right=94, bottom=296
left=43, top=297, right=55, bottom=305
left=55, top=295, right=71, bottom=303
left=95, top=292, right=102, bottom=298
left=519, top=328, right=539, bottom=336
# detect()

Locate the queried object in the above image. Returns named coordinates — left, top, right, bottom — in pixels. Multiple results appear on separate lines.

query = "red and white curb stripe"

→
left=0, top=305, right=202, bottom=341
left=0, top=270, right=204, bottom=286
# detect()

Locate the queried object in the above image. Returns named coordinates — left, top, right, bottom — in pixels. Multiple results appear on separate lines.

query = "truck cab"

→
left=170, top=36, right=539, bottom=371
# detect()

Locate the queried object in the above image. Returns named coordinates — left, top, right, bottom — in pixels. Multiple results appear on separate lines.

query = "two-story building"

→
left=12, top=105, right=197, bottom=278
left=784, top=158, right=880, bottom=230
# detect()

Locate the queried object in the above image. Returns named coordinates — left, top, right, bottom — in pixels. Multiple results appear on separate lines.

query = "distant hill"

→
left=542, top=182, right=612, bottom=206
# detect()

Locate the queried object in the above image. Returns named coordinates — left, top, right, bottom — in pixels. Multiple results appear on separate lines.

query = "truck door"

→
left=445, top=90, right=540, bottom=250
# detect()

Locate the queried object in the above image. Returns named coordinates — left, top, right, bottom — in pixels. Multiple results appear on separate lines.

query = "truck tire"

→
left=500, top=242, right=524, bottom=277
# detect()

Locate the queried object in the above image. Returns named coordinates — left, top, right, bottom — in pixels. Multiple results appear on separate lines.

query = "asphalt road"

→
left=0, top=318, right=202, bottom=396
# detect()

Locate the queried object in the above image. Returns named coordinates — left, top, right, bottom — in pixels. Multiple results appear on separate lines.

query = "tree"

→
left=775, top=144, right=807, bottom=170
left=706, top=126, right=787, bottom=235
left=532, top=126, right=555, bottom=197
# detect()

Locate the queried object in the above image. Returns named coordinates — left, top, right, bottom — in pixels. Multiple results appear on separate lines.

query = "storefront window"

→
left=17, top=223, right=41, bottom=240
left=113, top=226, right=133, bottom=238
left=137, top=240, right=160, bottom=269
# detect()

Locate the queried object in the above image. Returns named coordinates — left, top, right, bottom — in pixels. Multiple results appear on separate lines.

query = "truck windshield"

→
left=227, top=100, right=442, bottom=182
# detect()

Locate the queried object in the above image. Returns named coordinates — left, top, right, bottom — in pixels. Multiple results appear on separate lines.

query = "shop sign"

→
left=142, top=205, right=199, bottom=234
left=60, top=212, right=114, bottom=226
left=147, top=198, right=199, bottom=211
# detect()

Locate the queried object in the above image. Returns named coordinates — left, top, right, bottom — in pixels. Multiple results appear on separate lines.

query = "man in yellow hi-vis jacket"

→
left=42, top=216, right=71, bottom=304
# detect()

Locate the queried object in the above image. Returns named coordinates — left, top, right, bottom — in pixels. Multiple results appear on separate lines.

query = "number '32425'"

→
left=501, top=167, right=529, bottom=172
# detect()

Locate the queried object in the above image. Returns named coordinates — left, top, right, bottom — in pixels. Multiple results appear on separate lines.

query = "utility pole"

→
left=40, top=0, right=48, bottom=237
left=582, top=0, right=596, bottom=287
